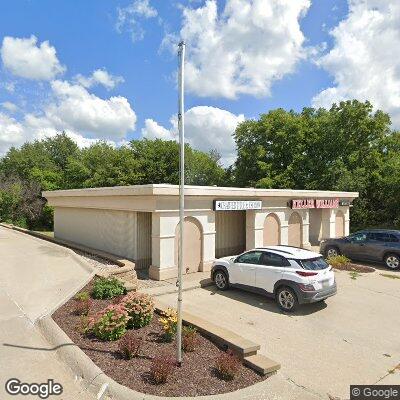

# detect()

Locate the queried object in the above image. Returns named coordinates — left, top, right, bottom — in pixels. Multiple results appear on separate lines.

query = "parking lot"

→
left=158, top=268, right=400, bottom=399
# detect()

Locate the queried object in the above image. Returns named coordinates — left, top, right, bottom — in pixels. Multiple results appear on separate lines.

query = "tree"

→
left=233, top=100, right=399, bottom=230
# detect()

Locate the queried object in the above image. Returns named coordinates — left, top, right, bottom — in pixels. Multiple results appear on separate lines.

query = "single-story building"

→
left=43, top=185, right=359, bottom=280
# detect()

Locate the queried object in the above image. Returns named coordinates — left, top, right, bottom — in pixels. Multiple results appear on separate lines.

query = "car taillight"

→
left=298, top=283, right=316, bottom=292
left=295, top=271, right=318, bottom=277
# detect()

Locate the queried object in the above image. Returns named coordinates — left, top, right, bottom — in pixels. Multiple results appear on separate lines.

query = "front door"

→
left=342, top=232, right=368, bottom=259
left=255, top=252, right=286, bottom=293
left=230, top=250, right=261, bottom=287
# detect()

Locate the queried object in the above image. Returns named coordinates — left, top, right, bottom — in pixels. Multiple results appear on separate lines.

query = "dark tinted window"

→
left=301, top=257, right=329, bottom=270
left=260, top=252, right=288, bottom=267
left=349, top=232, right=367, bottom=242
left=387, top=234, right=399, bottom=243
left=367, top=232, right=387, bottom=242
left=236, top=251, right=262, bottom=265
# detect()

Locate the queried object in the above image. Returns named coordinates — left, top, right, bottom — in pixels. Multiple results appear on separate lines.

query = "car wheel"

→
left=384, top=253, right=400, bottom=270
left=276, top=286, right=298, bottom=312
left=213, top=270, right=229, bottom=290
left=325, top=246, right=340, bottom=258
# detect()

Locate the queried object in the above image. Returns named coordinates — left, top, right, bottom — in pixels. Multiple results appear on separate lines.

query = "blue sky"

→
left=0, top=0, right=397, bottom=164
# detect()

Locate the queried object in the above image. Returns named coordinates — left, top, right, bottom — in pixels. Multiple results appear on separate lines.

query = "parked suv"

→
left=211, top=246, right=336, bottom=312
left=320, top=229, right=400, bottom=270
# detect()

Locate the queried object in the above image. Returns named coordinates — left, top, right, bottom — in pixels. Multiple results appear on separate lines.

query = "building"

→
left=43, top=185, right=359, bottom=280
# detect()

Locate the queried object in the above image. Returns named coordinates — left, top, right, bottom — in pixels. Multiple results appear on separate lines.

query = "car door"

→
left=254, top=252, right=287, bottom=294
left=230, top=251, right=261, bottom=287
left=341, top=232, right=368, bottom=259
left=364, top=232, right=387, bottom=261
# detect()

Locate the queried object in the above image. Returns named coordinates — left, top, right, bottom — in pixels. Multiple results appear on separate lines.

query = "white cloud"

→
left=45, top=80, right=136, bottom=139
left=1, top=101, right=18, bottom=113
left=0, top=113, right=25, bottom=153
left=75, top=69, right=124, bottom=90
left=312, top=0, right=400, bottom=126
left=1, top=35, right=65, bottom=80
left=0, top=79, right=137, bottom=155
left=168, top=0, right=310, bottom=99
left=142, top=106, right=244, bottom=165
left=142, top=118, right=175, bottom=140
left=116, top=0, right=158, bottom=42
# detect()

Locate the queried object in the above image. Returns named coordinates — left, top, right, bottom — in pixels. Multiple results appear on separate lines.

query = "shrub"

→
left=121, top=292, right=154, bottom=329
left=76, top=315, right=90, bottom=335
left=118, top=332, right=144, bottom=359
left=182, top=325, right=198, bottom=352
left=92, top=277, right=126, bottom=300
left=159, top=308, right=177, bottom=342
left=215, top=350, right=240, bottom=381
left=73, top=291, right=92, bottom=316
left=88, top=304, right=130, bottom=341
left=150, top=352, right=176, bottom=384
left=326, top=255, right=351, bottom=269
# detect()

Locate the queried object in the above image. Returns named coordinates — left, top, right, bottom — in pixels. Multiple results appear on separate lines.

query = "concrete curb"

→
left=38, top=316, right=274, bottom=400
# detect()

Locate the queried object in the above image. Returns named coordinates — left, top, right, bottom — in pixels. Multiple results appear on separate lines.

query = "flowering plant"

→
left=88, top=304, right=130, bottom=341
left=159, top=308, right=177, bottom=342
left=120, top=292, right=154, bottom=329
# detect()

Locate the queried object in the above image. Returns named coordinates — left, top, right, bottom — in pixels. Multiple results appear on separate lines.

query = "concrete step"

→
left=243, top=354, right=281, bottom=375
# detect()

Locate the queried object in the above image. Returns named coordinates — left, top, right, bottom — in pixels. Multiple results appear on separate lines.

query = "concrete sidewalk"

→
left=157, top=270, right=400, bottom=399
left=0, top=226, right=96, bottom=399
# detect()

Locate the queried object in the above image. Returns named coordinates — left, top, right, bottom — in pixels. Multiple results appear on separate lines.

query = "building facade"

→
left=43, top=185, right=359, bottom=280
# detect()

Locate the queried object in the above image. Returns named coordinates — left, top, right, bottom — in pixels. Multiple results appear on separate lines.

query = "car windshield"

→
left=300, top=257, right=329, bottom=270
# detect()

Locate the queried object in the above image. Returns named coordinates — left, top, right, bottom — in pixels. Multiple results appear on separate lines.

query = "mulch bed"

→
left=53, top=280, right=266, bottom=397
left=332, top=263, right=375, bottom=273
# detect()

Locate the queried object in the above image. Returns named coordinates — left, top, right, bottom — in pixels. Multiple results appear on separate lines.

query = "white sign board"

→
left=214, top=200, right=262, bottom=211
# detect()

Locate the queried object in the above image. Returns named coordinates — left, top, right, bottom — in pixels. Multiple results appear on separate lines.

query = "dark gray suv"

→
left=320, top=229, right=400, bottom=270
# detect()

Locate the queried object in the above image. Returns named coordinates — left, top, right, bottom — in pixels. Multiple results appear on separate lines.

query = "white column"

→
left=149, top=212, right=179, bottom=280
left=321, top=209, right=336, bottom=239
left=246, top=210, right=266, bottom=250
left=301, top=210, right=311, bottom=248
left=344, top=207, right=350, bottom=236
left=198, top=211, right=216, bottom=272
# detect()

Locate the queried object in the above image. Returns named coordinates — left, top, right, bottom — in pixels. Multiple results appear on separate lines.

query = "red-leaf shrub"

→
left=118, top=332, right=144, bottom=359
left=182, top=325, right=198, bottom=352
left=150, top=353, right=176, bottom=384
left=88, top=304, right=130, bottom=341
left=215, top=350, right=240, bottom=381
left=121, top=292, right=154, bottom=329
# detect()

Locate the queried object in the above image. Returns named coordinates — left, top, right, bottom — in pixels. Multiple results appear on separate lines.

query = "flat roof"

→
left=43, top=184, right=359, bottom=199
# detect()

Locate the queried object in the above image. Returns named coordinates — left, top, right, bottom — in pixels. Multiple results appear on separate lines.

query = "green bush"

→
left=74, top=291, right=92, bottom=316
left=88, top=304, right=129, bottom=341
left=182, top=325, right=198, bottom=352
left=91, top=277, right=126, bottom=299
left=121, top=292, right=154, bottom=329
left=326, top=255, right=351, bottom=268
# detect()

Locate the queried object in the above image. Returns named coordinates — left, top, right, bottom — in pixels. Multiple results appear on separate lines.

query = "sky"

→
left=0, top=0, right=399, bottom=166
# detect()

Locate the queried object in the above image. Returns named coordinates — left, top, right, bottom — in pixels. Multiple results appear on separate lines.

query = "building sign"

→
left=290, top=198, right=339, bottom=209
left=339, top=200, right=351, bottom=207
left=214, top=200, right=262, bottom=211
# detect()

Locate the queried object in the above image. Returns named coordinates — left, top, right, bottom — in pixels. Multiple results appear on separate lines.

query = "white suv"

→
left=211, top=246, right=336, bottom=312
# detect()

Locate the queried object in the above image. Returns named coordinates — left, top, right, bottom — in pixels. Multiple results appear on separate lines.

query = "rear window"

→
left=299, top=257, right=329, bottom=271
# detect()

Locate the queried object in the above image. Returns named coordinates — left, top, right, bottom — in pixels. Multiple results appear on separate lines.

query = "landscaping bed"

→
left=53, top=278, right=266, bottom=397
left=332, top=263, right=375, bottom=273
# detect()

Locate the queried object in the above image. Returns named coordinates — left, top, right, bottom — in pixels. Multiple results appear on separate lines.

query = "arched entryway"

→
left=288, top=212, right=302, bottom=247
left=335, top=210, right=345, bottom=238
left=174, top=217, right=203, bottom=274
left=263, top=213, right=281, bottom=246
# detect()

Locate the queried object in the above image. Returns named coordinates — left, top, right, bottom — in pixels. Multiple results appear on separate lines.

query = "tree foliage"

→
left=233, top=100, right=400, bottom=230
left=0, top=135, right=225, bottom=229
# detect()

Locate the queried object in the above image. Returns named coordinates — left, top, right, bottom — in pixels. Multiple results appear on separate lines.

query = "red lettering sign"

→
left=291, top=198, right=339, bottom=209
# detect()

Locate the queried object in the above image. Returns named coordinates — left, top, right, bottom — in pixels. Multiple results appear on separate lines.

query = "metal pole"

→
left=176, top=40, right=185, bottom=366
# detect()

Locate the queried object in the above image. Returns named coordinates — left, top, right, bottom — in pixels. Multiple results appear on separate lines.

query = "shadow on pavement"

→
left=201, top=285, right=327, bottom=316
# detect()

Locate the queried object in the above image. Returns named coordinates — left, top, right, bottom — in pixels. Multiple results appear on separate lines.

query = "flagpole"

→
left=176, top=40, right=185, bottom=366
